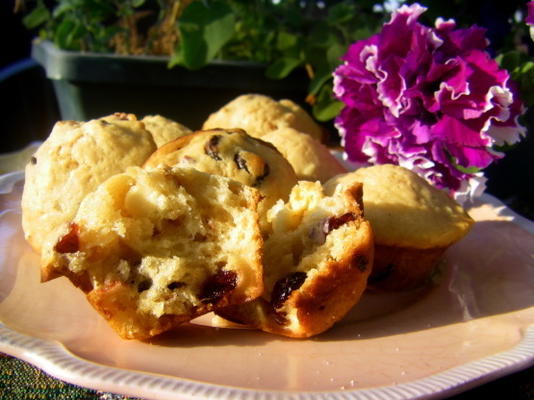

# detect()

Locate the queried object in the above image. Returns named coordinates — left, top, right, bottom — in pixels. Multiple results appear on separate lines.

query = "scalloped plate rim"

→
left=1, top=321, right=534, bottom=400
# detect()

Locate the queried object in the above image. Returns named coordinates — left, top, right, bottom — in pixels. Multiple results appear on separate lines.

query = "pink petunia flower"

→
left=333, top=3, right=525, bottom=202
left=527, top=1, right=534, bottom=42
left=527, top=1, right=534, bottom=26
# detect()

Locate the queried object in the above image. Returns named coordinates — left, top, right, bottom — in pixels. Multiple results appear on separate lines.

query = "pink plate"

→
left=1, top=173, right=534, bottom=400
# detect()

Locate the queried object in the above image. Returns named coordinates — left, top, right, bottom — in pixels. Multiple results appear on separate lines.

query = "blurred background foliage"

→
left=16, top=0, right=534, bottom=121
left=2, top=0, right=532, bottom=216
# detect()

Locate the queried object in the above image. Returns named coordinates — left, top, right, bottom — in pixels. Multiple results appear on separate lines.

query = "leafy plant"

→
left=18, top=0, right=391, bottom=121
left=18, top=0, right=534, bottom=121
left=171, top=0, right=392, bottom=121
left=170, top=1, right=235, bottom=69
left=18, top=0, right=193, bottom=53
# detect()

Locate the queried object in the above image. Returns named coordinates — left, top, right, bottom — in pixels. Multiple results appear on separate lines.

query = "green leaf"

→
left=22, top=3, right=50, bottom=29
left=168, top=44, right=184, bottom=68
left=509, top=60, right=534, bottom=108
left=313, top=99, right=344, bottom=122
left=454, top=164, right=482, bottom=174
left=312, top=84, right=344, bottom=122
left=308, top=72, right=332, bottom=97
left=54, top=19, right=76, bottom=49
left=132, top=0, right=146, bottom=8
left=91, top=25, right=118, bottom=52
left=52, top=1, right=77, bottom=18
left=522, top=60, right=534, bottom=71
left=265, top=57, right=302, bottom=80
left=308, top=23, right=337, bottom=49
left=327, top=2, right=357, bottom=25
left=446, top=152, right=483, bottom=174
left=326, top=42, right=346, bottom=68
left=495, top=50, right=534, bottom=107
left=496, top=50, right=525, bottom=72
left=179, top=0, right=236, bottom=69
left=276, top=31, right=298, bottom=51
left=347, top=26, right=375, bottom=42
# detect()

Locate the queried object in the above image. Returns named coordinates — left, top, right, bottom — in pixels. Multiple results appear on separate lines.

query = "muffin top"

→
left=324, top=164, right=474, bottom=249
left=141, top=114, right=191, bottom=147
left=202, top=94, right=323, bottom=141
left=262, top=127, right=346, bottom=182
left=144, top=128, right=298, bottom=229
left=21, top=113, right=157, bottom=253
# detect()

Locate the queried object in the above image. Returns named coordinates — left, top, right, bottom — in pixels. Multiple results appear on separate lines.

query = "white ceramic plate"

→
left=1, top=174, right=534, bottom=400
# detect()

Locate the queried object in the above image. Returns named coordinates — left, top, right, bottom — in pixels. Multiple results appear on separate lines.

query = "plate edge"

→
left=1, top=322, right=534, bottom=400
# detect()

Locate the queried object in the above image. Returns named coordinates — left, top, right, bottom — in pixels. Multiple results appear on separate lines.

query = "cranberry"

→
left=199, top=270, right=237, bottom=304
left=271, top=271, right=307, bottom=309
left=54, top=223, right=79, bottom=254
left=204, top=135, right=222, bottom=161
left=138, top=279, right=152, bottom=292
left=234, top=152, right=250, bottom=173
left=353, top=254, right=369, bottom=272
left=309, top=213, right=356, bottom=245
left=323, top=213, right=356, bottom=233
left=252, top=163, right=270, bottom=187
left=271, top=309, right=288, bottom=326
left=167, top=281, right=185, bottom=290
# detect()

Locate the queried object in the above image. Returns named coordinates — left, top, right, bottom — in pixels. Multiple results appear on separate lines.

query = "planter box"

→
left=32, top=40, right=309, bottom=129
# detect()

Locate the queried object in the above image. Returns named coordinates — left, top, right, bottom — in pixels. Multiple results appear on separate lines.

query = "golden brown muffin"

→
left=202, top=94, right=324, bottom=141
left=217, top=180, right=374, bottom=338
left=21, top=113, right=157, bottom=254
left=141, top=115, right=192, bottom=147
left=40, top=166, right=264, bottom=340
left=262, top=127, right=347, bottom=182
left=324, top=164, right=474, bottom=291
left=144, top=128, right=298, bottom=232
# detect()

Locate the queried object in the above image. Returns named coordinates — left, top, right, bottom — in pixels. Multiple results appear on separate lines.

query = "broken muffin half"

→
left=41, top=166, right=264, bottom=340
left=217, top=180, right=374, bottom=338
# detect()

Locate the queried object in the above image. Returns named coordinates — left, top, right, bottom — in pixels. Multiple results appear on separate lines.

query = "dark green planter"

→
left=32, top=40, right=309, bottom=130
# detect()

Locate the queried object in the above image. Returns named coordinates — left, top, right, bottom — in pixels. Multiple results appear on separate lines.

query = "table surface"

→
left=1, top=145, right=533, bottom=400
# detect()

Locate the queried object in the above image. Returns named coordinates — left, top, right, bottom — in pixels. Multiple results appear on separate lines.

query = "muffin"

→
left=262, top=127, right=347, bottom=182
left=202, top=94, right=324, bottom=141
left=40, top=166, right=264, bottom=340
left=141, top=115, right=192, bottom=147
left=144, top=128, right=298, bottom=231
left=324, top=164, right=474, bottom=291
left=217, top=180, right=374, bottom=338
left=21, top=113, right=156, bottom=254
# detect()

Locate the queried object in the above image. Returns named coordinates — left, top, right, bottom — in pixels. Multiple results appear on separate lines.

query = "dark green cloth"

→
left=449, top=366, right=534, bottom=400
left=1, top=351, right=533, bottom=399
left=0, top=353, right=139, bottom=400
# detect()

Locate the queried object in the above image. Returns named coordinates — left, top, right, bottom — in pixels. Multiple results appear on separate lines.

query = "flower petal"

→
left=332, top=3, right=525, bottom=201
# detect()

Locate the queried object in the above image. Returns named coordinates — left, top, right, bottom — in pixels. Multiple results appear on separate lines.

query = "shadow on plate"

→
left=318, top=219, right=534, bottom=341
left=150, top=217, right=534, bottom=345
left=150, top=322, right=278, bottom=347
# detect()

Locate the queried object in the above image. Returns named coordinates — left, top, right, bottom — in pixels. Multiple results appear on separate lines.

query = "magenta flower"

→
left=333, top=3, right=525, bottom=201
left=527, top=1, right=534, bottom=42
left=527, top=1, right=534, bottom=26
